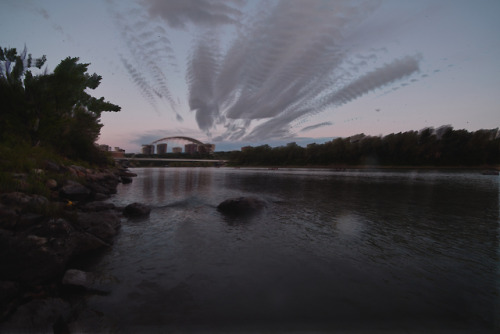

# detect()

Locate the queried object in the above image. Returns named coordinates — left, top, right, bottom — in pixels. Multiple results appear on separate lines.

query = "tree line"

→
left=228, top=127, right=500, bottom=167
left=0, top=46, right=120, bottom=164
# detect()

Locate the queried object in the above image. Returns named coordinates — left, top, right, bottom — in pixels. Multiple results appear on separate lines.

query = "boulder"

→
left=123, top=202, right=151, bottom=218
left=18, top=213, right=46, bottom=228
left=0, top=298, right=71, bottom=333
left=62, top=269, right=113, bottom=294
left=43, top=160, right=61, bottom=172
left=0, top=280, right=21, bottom=316
left=59, top=181, right=91, bottom=201
left=74, top=211, right=121, bottom=244
left=121, top=176, right=133, bottom=184
left=86, top=172, right=120, bottom=195
left=0, top=229, right=74, bottom=284
left=93, top=193, right=109, bottom=201
left=0, top=205, right=18, bottom=230
left=45, top=179, right=57, bottom=189
left=79, top=201, right=116, bottom=212
left=0, top=192, right=49, bottom=211
left=217, top=197, right=267, bottom=215
left=120, top=171, right=137, bottom=177
left=72, top=231, right=111, bottom=254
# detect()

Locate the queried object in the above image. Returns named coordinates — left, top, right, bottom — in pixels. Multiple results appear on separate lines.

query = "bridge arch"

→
left=151, top=136, right=204, bottom=145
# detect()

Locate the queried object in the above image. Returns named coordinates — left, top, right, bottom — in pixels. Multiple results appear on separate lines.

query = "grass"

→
left=0, top=142, right=84, bottom=196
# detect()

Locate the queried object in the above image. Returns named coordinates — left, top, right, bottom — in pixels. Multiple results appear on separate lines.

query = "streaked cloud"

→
left=142, top=0, right=245, bottom=29
left=113, top=0, right=423, bottom=142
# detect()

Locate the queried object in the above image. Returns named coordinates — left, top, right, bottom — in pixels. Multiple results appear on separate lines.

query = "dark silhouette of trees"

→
left=0, top=46, right=120, bottom=163
left=229, top=127, right=500, bottom=167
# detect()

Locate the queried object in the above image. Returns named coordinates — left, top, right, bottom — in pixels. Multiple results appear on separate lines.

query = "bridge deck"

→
left=114, top=157, right=227, bottom=163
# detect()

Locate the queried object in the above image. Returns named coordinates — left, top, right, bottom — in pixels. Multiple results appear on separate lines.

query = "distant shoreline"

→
left=226, top=164, right=500, bottom=171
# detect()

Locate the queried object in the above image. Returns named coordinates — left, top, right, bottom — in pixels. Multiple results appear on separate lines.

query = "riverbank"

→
left=0, top=159, right=150, bottom=332
left=228, top=164, right=500, bottom=172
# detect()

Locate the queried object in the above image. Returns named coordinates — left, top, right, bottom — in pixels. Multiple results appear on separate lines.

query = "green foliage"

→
left=0, top=46, right=120, bottom=164
left=229, top=127, right=500, bottom=167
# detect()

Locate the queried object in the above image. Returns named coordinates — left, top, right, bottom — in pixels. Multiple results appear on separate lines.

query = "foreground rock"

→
left=0, top=298, right=71, bottom=333
left=217, top=197, right=267, bottom=216
left=62, top=269, right=113, bottom=294
left=0, top=161, right=139, bottom=328
left=59, top=180, right=91, bottom=201
left=123, top=202, right=151, bottom=218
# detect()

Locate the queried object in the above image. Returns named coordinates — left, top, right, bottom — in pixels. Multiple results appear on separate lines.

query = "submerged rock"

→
left=217, top=197, right=267, bottom=216
left=123, top=202, right=151, bottom=218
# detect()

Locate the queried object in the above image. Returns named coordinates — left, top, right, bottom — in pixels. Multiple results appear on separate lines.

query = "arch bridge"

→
left=144, top=136, right=215, bottom=155
left=151, top=136, right=204, bottom=145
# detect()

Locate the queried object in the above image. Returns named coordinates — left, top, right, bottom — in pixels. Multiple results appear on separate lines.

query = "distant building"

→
left=172, top=147, right=182, bottom=153
left=142, top=144, right=155, bottom=155
left=198, top=143, right=215, bottom=154
left=184, top=143, right=198, bottom=155
left=156, top=143, right=167, bottom=155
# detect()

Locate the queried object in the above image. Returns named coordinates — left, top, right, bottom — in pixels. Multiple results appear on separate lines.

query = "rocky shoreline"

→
left=0, top=161, right=149, bottom=333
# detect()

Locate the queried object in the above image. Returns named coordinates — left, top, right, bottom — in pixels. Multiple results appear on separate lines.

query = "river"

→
left=82, top=167, right=499, bottom=332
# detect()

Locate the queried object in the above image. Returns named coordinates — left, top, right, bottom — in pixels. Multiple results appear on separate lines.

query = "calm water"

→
left=84, top=167, right=499, bottom=332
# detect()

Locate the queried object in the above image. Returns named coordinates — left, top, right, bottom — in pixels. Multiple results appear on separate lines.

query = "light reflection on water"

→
left=85, top=167, right=499, bottom=332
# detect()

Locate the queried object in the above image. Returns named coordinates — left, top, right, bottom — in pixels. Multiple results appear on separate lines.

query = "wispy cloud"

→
left=114, top=0, right=423, bottom=142
left=142, top=0, right=245, bottom=29
left=301, top=122, right=333, bottom=133
left=109, top=0, right=181, bottom=118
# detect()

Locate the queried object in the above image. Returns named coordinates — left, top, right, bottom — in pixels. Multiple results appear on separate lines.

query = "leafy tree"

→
left=229, top=127, right=499, bottom=167
left=0, top=46, right=120, bottom=163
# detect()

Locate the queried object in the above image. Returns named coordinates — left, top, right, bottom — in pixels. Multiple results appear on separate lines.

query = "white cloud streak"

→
left=115, top=0, right=422, bottom=142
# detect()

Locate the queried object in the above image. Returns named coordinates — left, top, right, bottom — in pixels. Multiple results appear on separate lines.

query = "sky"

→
left=1, top=0, right=499, bottom=152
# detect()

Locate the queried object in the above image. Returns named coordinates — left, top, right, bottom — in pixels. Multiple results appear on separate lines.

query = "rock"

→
left=45, top=179, right=57, bottom=189
left=70, top=165, right=87, bottom=177
left=0, top=281, right=21, bottom=317
left=79, top=201, right=116, bottom=212
left=120, top=171, right=137, bottom=177
left=72, top=231, right=111, bottom=254
left=68, top=308, right=117, bottom=333
left=74, top=211, right=121, bottom=244
left=93, top=193, right=109, bottom=201
left=18, top=213, right=46, bottom=228
left=86, top=172, right=120, bottom=195
left=59, top=181, right=91, bottom=201
left=123, top=202, right=151, bottom=218
left=0, top=205, right=18, bottom=230
left=121, top=176, right=133, bottom=184
left=30, top=194, right=50, bottom=209
left=12, top=173, right=27, bottom=180
left=30, top=218, right=74, bottom=239
left=0, top=298, right=71, bottom=333
left=1, top=192, right=31, bottom=207
left=217, top=197, right=267, bottom=215
left=0, top=192, right=49, bottom=212
left=0, top=229, right=73, bottom=284
left=33, top=168, right=44, bottom=175
left=62, top=269, right=113, bottom=294
left=43, top=160, right=61, bottom=172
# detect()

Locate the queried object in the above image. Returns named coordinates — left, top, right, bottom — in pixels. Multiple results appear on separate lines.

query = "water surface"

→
left=85, top=167, right=499, bottom=332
